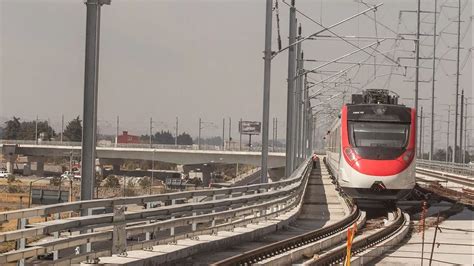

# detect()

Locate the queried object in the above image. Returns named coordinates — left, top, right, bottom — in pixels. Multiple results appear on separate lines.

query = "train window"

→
left=349, top=122, right=409, bottom=148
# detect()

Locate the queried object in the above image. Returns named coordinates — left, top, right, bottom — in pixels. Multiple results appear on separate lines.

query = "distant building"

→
left=117, top=131, right=140, bottom=144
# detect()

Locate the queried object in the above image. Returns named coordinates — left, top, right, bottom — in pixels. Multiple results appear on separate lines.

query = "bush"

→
left=7, top=175, right=18, bottom=184
left=123, top=188, right=136, bottom=197
left=104, top=175, right=120, bottom=188
left=138, top=177, right=151, bottom=189
left=8, top=184, right=22, bottom=193
left=50, top=176, right=62, bottom=186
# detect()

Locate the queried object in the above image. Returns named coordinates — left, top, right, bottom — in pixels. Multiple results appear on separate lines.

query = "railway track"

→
left=416, top=167, right=474, bottom=207
left=208, top=159, right=357, bottom=266
left=305, top=208, right=409, bottom=265
left=210, top=159, right=412, bottom=266
left=416, top=168, right=473, bottom=188
left=172, top=158, right=347, bottom=265
left=212, top=205, right=360, bottom=265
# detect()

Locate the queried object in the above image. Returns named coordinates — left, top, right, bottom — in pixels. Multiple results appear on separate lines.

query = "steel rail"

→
left=311, top=208, right=406, bottom=265
left=417, top=168, right=474, bottom=187
left=211, top=204, right=359, bottom=266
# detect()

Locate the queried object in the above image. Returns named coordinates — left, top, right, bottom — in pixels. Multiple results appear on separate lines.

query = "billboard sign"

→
left=239, top=121, right=261, bottom=135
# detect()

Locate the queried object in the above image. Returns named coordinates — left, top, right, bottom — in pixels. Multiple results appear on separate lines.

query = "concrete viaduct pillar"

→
left=5, top=155, right=17, bottom=174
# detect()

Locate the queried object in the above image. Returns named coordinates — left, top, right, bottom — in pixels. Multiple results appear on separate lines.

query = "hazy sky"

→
left=0, top=0, right=472, bottom=149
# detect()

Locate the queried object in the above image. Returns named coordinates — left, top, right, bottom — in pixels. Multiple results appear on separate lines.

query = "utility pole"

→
left=115, top=115, right=119, bottom=146
left=446, top=107, right=451, bottom=162
left=419, top=107, right=423, bottom=157
left=260, top=0, right=273, bottom=183
left=415, top=0, right=421, bottom=158
left=430, top=0, right=438, bottom=161
left=222, top=118, right=225, bottom=150
left=275, top=118, right=278, bottom=151
left=453, top=0, right=461, bottom=163
left=35, top=115, right=38, bottom=144
left=285, top=0, right=297, bottom=177
left=149, top=117, right=153, bottom=148
left=198, top=118, right=202, bottom=149
left=228, top=117, right=232, bottom=147
left=295, top=25, right=302, bottom=164
left=175, top=116, right=179, bottom=146
left=459, top=90, right=464, bottom=163
left=272, top=118, right=275, bottom=152
left=239, top=118, right=242, bottom=151
left=61, top=115, right=64, bottom=143
left=304, top=75, right=310, bottom=157
left=463, top=99, right=468, bottom=163
left=80, top=1, right=110, bottom=256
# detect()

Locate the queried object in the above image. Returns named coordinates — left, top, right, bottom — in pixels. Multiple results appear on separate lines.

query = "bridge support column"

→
left=112, top=163, right=121, bottom=174
left=5, top=155, right=17, bottom=174
left=35, top=157, right=45, bottom=177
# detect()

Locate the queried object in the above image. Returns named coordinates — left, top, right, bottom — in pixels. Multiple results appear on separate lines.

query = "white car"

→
left=0, top=170, right=11, bottom=178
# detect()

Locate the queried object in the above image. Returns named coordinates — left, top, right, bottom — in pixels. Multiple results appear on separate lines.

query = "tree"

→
left=432, top=149, right=447, bottom=161
left=17, top=120, right=56, bottom=140
left=177, top=132, right=193, bottom=145
left=4, top=117, right=21, bottom=139
left=63, top=116, right=82, bottom=141
left=154, top=130, right=174, bottom=144
left=3, top=117, right=55, bottom=140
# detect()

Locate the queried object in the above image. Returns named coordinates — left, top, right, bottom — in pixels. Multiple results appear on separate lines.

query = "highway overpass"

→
left=0, top=142, right=287, bottom=174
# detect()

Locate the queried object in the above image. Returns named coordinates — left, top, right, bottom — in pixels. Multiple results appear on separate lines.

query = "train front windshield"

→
left=349, top=122, right=409, bottom=148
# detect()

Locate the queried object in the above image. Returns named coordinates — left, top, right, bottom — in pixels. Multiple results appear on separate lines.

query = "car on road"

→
left=61, top=171, right=81, bottom=180
left=0, top=170, right=11, bottom=178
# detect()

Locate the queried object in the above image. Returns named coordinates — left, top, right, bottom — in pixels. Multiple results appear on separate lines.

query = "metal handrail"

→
left=0, top=159, right=312, bottom=264
left=417, top=159, right=473, bottom=177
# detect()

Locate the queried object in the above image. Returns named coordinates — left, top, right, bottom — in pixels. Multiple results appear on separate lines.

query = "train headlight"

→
left=344, top=147, right=359, bottom=164
left=401, top=149, right=414, bottom=163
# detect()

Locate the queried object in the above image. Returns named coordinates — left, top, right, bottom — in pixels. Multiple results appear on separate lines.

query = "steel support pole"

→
left=222, top=118, right=225, bottom=150
left=420, top=107, right=424, bottom=158
left=302, top=75, right=307, bottom=158
left=260, top=0, right=272, bottom=183
left=272, top=118, right=275, bottom=152
left=35, top=115, right=38, bottom=144
left=453, top=0, right=461, bottom=163
left=463, top=99, right=468, bottom=163
left=115, top=115, right=119, bottom=146
left=275, top=118, right=278, bottom=149
left=285, top=0, right=297, bottom=177
left=61, top=115, right=64, bottom=143
left=430, top=0, right=437, bottom=161
left=415, top=0, right=421, bottom=158
left=459, top=90, right=464, bottom=162
left=228, top=117, right=231, bottom=145
left=149, top=117, right=153, bottom=148
left=295, top=30, right=302, bottom=163
left=81, top=0, right=109, bottom=206
left=81, top=0, right=109, bottom=256
left=198, top=118, right=201, bottom=150
left=446, top=107, right=450, bottom=162
left=239, top=118, right=242, bottom=151
left=175, top=116, right=178, bottom=146
left=304, top=79, right=310, bottom=157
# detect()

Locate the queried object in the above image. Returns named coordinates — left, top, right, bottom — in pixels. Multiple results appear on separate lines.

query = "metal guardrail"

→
left=0, top=159, right=312, bottom=264
left=417, top=159, right=473, bottom=177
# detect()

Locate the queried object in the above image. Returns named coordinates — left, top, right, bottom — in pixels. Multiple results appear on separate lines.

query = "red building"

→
left=117, top=131, right=140, bottom=144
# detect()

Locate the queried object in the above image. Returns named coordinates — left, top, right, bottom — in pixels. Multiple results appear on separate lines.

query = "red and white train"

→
left=325, top=89, right=416, bottom=202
